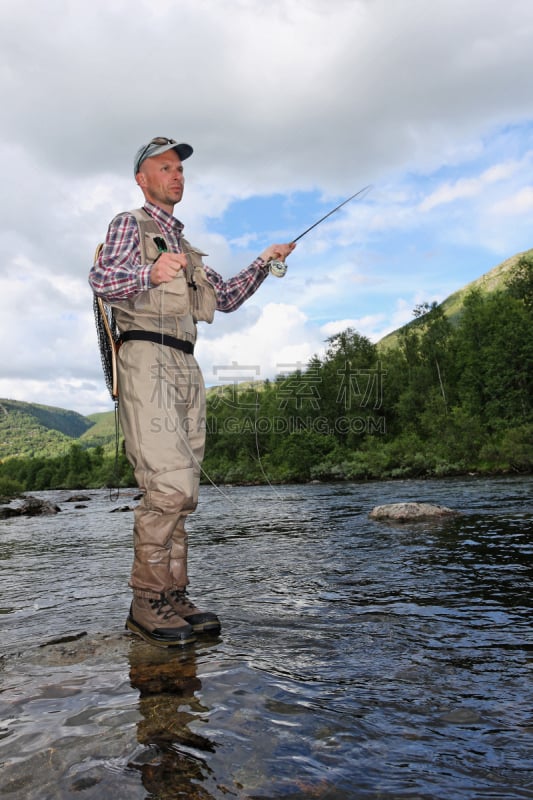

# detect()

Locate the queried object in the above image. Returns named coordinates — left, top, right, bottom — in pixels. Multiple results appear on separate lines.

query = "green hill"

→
left=377, top=247, right=533, bottom=351
left=80, top=411, right=118, bottom=449
left=0, top=399, right=95, bottom=460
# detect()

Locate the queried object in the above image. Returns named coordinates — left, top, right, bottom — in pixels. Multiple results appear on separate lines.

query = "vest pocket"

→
left=190, top=270, right=217, bottom=322
left=143, top=232, right=167, bottom=263
left=182, top=242, right=217, bottom=323
left=133, top=272, right=189, bottom=316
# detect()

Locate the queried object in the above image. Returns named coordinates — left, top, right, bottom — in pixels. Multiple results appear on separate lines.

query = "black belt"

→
left=119, top=330, right=194, bottom=355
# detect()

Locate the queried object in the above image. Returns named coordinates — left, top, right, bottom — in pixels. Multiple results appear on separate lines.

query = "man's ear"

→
left=136, top=171, right=147, bottom=188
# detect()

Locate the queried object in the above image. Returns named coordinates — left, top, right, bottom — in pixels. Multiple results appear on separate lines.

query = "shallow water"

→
left=0, top=476, right=532, bottom=799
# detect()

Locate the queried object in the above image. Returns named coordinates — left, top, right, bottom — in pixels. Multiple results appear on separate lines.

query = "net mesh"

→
left=93, top=294, right=120, bottom=400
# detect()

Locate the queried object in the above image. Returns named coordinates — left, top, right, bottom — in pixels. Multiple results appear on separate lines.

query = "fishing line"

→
left=158, top=260, right=281, bottom=505
left=254, top=389, right=284, bottom=501
left=158, top=259, right=239, bottom=508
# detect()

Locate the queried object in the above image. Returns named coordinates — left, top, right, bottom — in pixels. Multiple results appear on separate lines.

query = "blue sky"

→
left=0, top=0, right=531, bottom=415
left=198, top=118, right=532, bottom=347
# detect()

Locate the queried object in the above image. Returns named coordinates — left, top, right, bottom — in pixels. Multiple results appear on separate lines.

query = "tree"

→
left=320, top=329, right=378, bottom=444
left=414, top=301, right=454, bottom=415
left=455, top=289, right=532, bottom=427
left=507, top=252, right=533, bottom=313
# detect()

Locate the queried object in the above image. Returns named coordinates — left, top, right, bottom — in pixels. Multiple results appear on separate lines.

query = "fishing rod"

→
left=269, top=184, right=372, bottom=277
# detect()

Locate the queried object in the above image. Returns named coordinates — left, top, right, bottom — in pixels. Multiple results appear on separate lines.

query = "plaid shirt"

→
left=89, top=201, right=269, bottom=312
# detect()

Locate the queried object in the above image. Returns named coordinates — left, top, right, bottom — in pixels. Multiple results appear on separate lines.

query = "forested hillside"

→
left=0, top=399, right=94, bottom=460
left=201, top=252, right=532, bottom=483
left=0, top=250, right=531, bottom=494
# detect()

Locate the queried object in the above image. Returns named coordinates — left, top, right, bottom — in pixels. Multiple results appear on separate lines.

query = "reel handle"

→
left=269, top=259, right=288, bottom=278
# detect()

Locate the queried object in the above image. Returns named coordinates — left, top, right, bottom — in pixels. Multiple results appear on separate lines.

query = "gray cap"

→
left=134, top=137, right=193, bottom=175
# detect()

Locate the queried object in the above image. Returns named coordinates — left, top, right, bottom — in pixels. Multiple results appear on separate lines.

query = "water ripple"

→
left=0, top=476, right=531, bottom=799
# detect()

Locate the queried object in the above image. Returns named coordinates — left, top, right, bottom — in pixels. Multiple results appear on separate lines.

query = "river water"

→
left=0, top=476, right=531, bottom=799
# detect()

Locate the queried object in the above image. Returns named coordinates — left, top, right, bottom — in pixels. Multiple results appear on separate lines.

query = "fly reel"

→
left=269, top=259, right=288, bottom=278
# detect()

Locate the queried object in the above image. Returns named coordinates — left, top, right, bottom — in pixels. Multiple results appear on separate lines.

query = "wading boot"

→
left=166, top=588, right=221, bottom=635
left=126, top=592, right=196, bottom=647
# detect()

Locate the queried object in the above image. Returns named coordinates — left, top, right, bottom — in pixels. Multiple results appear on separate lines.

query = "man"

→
left=89, top=136, right=295, bottom=647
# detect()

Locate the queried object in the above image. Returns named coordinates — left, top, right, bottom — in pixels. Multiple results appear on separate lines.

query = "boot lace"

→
left=168, top=588, right=195, bottom=610
left=149, top=593, right=180, bottom=620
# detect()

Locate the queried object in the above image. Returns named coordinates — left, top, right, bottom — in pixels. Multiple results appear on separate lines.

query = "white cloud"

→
left=321, top=314, right=388, bottom=343
left=419, top=161, right=524, bottom=212
left=491, top=186, right=533, bottom=215
left=197, top=302, right=324, bottom=387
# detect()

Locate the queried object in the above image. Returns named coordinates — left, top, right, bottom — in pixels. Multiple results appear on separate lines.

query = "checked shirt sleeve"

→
left=205, top=258, right=270, bottom=313
left=89, top=212, right=154, bottom=301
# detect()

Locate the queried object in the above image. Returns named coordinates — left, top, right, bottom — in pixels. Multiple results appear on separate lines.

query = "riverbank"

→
left=2, top=462, right=532, bottom=508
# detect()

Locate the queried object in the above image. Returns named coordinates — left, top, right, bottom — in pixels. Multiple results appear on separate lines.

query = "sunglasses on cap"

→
left=134, top=137, right=176, bottom=172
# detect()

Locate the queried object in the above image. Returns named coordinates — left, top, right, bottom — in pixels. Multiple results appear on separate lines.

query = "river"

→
left=0, top=476, right=531, bottom=799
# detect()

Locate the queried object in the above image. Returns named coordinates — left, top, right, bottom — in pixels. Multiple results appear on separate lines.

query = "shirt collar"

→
left=143, top=201, right=184, bottom=235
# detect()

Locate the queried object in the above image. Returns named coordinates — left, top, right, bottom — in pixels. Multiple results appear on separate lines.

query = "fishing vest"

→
left=111, top=208, right=217, bottom=345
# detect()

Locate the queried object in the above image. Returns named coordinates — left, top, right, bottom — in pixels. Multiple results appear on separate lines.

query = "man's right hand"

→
left=150, top=252, right=187, bottom=286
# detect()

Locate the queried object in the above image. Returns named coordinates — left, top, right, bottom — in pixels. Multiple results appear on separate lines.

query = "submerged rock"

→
left=27, top=631, right=130, bottom=666
left=369, top=502, right=460, bottom=522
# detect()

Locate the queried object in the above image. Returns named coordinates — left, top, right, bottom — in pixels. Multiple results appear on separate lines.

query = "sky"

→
left=0, top=0, right=532, bottom=416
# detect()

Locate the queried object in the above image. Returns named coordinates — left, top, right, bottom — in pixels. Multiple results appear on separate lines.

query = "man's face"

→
left=136, top=149, right=184, bottom=212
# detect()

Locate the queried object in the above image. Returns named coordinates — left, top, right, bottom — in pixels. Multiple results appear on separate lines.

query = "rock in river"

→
left=369, top=502, right=460, bottom=522
left=0, top=495, right=61, bottom=519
